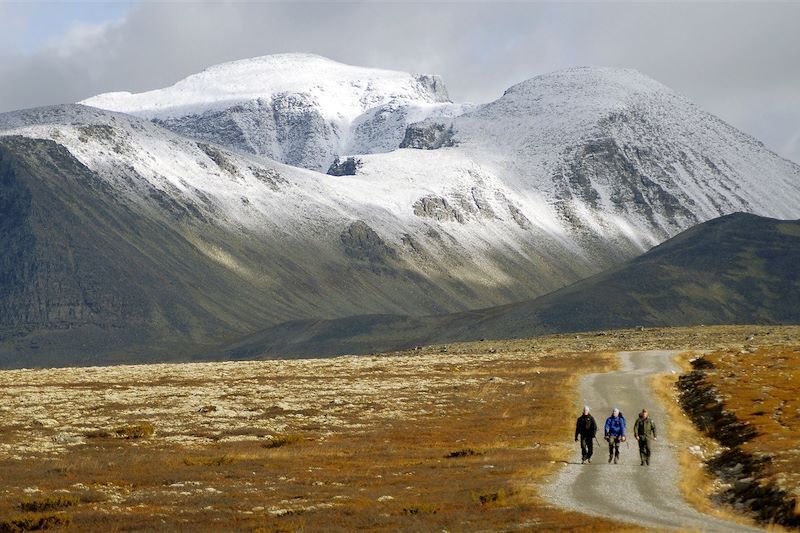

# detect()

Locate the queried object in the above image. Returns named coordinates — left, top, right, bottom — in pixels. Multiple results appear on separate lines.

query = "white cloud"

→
left=47, top=20, right=118, bottom=58
left=0, top=2, right=797, bottom=163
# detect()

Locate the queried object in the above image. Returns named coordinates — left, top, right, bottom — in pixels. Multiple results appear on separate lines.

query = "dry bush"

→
left=445, top=448, right=482, bottom=458
left=83, top=429, right=112, bottom=439
left=182, top=454, right=237, bottom=467
left=401, top=503, right=440, bottom=515
left=113, top=422, right=155, bottom=439
left=77, top=490, right=108, bottom=504
left=19, top=494, right=79, bottom=512
left=473, top=489, right=507, bottom=506
left=0, top=513, right=71, bottom=532
left=262, top=434, right=305, bottom=449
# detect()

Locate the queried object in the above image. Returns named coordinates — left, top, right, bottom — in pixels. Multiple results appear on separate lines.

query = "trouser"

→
left=580, top=435, right=593, bottom=460
left=638, top=436, right=651, bottom=463
left=608, top=436, right=621, bottom=459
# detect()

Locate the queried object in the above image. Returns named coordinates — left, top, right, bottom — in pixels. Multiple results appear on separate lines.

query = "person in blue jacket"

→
left=604, top=407, right=626, bottom=464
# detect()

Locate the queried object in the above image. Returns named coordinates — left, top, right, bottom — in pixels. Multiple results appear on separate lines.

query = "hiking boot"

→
left=587, top=458, right=592, bottom=464
left=613, top=457, right=618, bottom=464
left=645, top=458, right=650, bottom=465
left=608, top=455, right=612, bottom=463
left=640, top=460, right=644, bottom=466
left=581, top=459, right=585, bottom=464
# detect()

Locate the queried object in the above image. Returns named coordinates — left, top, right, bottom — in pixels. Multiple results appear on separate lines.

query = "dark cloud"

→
left=0, top=2, right=797, bottom=162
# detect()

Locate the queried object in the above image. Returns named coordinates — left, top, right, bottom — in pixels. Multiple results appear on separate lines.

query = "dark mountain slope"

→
left=214, top=213, right=800, bottom=359
left=0, top=136, right=298, bottom=366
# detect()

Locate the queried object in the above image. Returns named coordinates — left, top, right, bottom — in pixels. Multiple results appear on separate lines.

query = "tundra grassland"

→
left=0, top=325, right=797, bottom=532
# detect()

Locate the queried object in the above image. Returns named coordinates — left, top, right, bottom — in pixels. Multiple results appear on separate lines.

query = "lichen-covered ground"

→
left=0, top=325, right=797, bottom=531
left=0, top=340, right=628, bottom=532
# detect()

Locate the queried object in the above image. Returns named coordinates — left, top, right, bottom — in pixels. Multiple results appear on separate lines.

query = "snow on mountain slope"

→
left=83, top=57, right=800, bottom=247
left=81, top=53, right=470, bottom=171
left=401, top=67, right=800, bottom=240
left=0, top=105, right=625, bottom=337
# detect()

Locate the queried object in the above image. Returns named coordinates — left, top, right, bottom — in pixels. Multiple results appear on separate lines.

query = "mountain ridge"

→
left=81, top=53, right=467, bottom=171
left=209, top=212, right=800, bottom=360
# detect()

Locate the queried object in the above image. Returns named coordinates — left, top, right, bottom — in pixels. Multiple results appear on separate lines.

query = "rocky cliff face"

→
left=0, top=137, right=136, bottom=331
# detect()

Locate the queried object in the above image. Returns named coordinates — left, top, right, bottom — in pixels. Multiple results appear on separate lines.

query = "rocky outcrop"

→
left=327, top=156, right=361, bottom=176
left=156, top=96, right=334, bottom=171
left=507, top=204, right=533, bottom=230
left=197, top=142, right=242, bottom=178
left=340, top=221, right=396, bottom=263
left=555, top=138, right=696, bottom=234
left=400, top=121, right=455, bottom=150
left=413, top=195, right=465, bottom=223
left=248, top=165, right=286, bottom=191
left=469, top=188, right=496, bottom=219
left=412, top=189, right=505, bottom=224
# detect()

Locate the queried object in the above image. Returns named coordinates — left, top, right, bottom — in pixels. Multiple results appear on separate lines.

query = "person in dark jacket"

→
left=604, top=407, right=626, bottom=464
left=633, top=408, right=657, bottom=465
left=574, top=405, right=598, bottom=464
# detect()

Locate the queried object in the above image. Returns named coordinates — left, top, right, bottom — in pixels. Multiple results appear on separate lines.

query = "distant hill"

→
left=214, top=213, right=800, bottom=359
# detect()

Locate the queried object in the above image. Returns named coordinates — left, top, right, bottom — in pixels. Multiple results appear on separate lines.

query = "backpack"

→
left=635, top=417, right=655, bottom=437
left=605, top=414, right=626, bottom=436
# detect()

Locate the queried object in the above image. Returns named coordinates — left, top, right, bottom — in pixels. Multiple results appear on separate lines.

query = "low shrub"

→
left=401, top=504, right=439, bottom=515
left=445, top=448, right=482, bottom=458
left=19, top=495, right=79, bottom=512
left=114, top=422, right=155, bottom=439
left=262, top=434, right=304, bottom=449
left=83, top=429, right=112, bottom=439
left=78, top=489, right=109, bottom=504
left=182, top=454, right=237, bottom=467
left=0, top=513, right=71, bottom=532
left=473, top=489, right=506, bottom=506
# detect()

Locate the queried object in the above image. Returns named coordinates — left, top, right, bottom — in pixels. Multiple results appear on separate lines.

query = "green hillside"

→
left=214, top=212, right=800, bottom=359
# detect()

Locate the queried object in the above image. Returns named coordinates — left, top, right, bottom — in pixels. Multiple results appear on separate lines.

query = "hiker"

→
left=574, top=405, right=598, bottom=464
left=604, top=407, right=626, bottom=464
left=633, top=408, right=657, bottom=465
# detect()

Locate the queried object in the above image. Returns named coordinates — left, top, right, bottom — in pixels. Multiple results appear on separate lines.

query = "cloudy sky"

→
left=1, top=1, right=798, bottom=163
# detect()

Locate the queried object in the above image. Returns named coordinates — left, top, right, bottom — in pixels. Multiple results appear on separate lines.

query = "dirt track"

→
left=544, top=350, right=764, bottom=532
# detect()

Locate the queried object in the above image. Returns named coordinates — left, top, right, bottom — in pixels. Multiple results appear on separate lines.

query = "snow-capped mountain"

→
left=1, top=55, right=799, bottom=365
left=83, top=57, right=800, bottom=246
left=404, top=67, right=800, bottom=240
left=81, top=53, right=470, bottom=172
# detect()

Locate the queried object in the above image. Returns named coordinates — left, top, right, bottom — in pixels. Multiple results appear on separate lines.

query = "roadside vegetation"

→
left=671, top=344, right=800, bottom=528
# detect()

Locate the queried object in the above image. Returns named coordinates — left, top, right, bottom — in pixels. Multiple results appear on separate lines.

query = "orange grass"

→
left=652, top=369, right=758, bottom=528
left=0, top=344, right=631, bottom=532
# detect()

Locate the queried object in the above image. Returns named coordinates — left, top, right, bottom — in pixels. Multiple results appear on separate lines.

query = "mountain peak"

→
left=500, top=66, right=679, bottom=112
left=80, top=53, right=451, bottom=119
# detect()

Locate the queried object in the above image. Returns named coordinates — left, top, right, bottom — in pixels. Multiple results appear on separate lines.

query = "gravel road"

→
left=543, top=350, right=764, bottom=531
